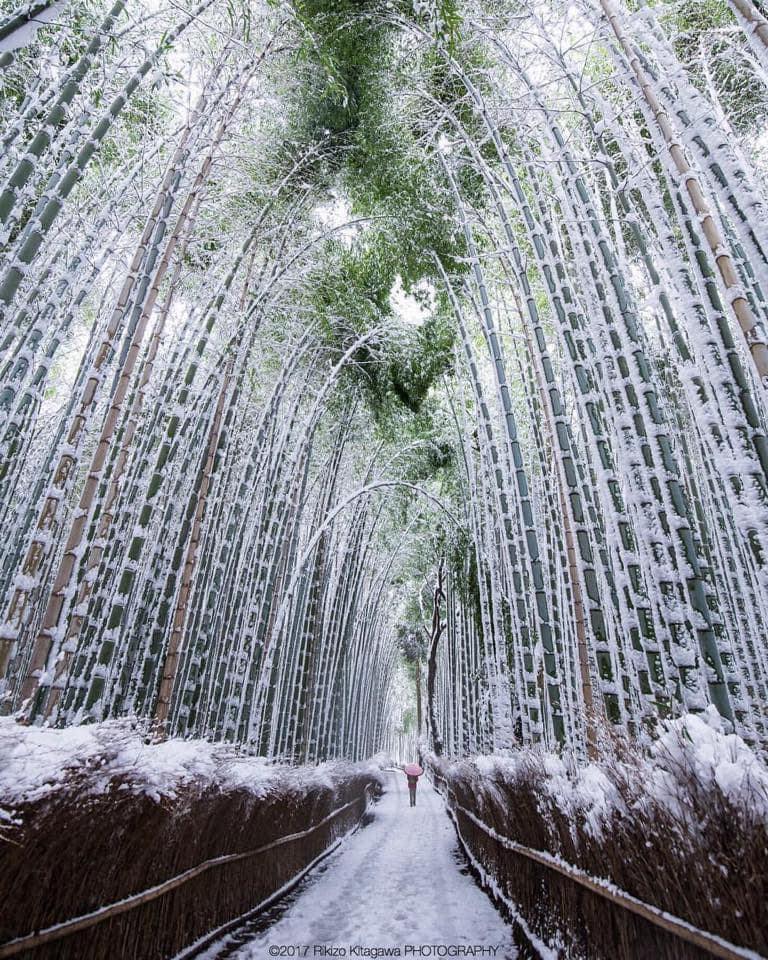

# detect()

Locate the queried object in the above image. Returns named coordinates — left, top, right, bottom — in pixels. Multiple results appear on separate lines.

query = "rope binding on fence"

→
left=0, top=783, right=374, bottom=959
left=429, top=771, right=761, bottom=960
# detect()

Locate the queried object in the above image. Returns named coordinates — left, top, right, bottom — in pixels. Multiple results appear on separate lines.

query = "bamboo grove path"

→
left=198, top=772, right=517, bottom=960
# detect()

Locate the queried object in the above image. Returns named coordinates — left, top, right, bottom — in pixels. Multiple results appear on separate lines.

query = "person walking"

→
left=406, top=771, right=418, bottom=806
left=403, top=762, right=423, bottom=807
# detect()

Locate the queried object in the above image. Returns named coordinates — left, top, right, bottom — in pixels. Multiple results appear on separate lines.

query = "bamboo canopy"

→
left=1, top=0, right=768, bottom=761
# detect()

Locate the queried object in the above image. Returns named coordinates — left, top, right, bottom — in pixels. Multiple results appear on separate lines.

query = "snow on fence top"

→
left=432, top=707, right=768, bottom=838
left=0, top=717, right=387, bottom=818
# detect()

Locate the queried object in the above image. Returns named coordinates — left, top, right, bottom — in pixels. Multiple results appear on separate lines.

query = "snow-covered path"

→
left=217, top=771, right=516, bottom=958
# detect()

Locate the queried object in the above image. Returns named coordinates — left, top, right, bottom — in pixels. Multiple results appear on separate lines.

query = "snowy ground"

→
left=205, top=771, right=517, bottom=959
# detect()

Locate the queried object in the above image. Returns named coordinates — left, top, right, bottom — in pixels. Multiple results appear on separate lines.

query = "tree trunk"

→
left=415, top=655, right=423, bottom=739
left=426, top=561, right=445, bottom=757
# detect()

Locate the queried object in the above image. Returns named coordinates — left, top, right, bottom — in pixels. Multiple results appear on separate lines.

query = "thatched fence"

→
left=427, top=747, right=767, bottom=960
left=0, top=762, right=381, bottom=959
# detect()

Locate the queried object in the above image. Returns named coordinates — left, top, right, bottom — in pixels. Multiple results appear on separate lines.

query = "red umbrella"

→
left=404, top=762, right=423, bottom=777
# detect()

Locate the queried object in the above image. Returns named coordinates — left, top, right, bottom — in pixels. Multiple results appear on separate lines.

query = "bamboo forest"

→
left=1, top=0, right=768, bottom=958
